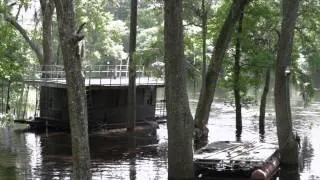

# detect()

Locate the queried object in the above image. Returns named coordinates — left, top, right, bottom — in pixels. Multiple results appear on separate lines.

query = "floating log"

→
left=194, top=141, right=279, bottom=179
left=251, top=150, right=280, bottom=179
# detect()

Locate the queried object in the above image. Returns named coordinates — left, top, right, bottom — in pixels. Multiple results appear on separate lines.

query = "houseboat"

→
left=23, top=63, right=165, bottom=131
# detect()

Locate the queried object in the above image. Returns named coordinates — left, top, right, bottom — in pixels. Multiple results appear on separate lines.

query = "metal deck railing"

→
left=24, top=65, right=165, bottom=87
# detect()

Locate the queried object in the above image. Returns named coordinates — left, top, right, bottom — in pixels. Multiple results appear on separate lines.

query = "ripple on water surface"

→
left=0, top=99, right=319, bottom=179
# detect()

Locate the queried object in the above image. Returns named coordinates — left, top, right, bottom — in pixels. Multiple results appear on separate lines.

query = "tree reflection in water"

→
left=279, top=165, right=300, bottom=180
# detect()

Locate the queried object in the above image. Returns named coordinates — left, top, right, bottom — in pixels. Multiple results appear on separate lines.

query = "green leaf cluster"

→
left=0, top=22, right=26, bottom=81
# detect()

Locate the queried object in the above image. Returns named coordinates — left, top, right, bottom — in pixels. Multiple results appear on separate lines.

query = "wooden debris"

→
left=194, top=141, right=279, bottom=179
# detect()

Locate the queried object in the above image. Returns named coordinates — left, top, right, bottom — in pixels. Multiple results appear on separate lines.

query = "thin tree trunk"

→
left=34, top=87, right=39, bottom=117
left=1, top=79, right=5, bottom=113
left=56, top=44, right=62, bottom=65
left=201, top=0, right=207, bottom=88
left=53, top=0, right=91, bottom=179
left=164, top=0, right=194, bottom=179
left=1, top=80, right=3, bottom=113
left=5, top=81, right=11, bottom=113
left=194, top=0, right=249, bottom=139
left=234, top=11, right=244, bottom=137
left=259, top=69, right=271, bottom=135
left=274, top=0, right=300, bottom=165
left=127, top=0, right=138, bottom=132
left=17, top=83, right=25, bottom=119
left=22, top=85, right=29, bottom=120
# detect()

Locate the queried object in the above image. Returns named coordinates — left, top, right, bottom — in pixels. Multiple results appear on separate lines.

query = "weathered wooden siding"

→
left=39, top=85, right=157, bottom=130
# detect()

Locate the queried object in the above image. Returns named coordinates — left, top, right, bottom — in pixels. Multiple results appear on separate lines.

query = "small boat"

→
left=194, top=141, right=280, bottom=179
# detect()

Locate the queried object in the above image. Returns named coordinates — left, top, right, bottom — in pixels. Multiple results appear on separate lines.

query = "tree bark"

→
left=127, top=0, right=138, bottom=132
left=53, top=0, right=91, bottom=179
left=40, top=0, right=55, bottom=67
left=234, top=11, right=244, bottom=137
left=194, top=0, right=249, bottom=139
left=201, top=0, right=208, bottom=88
left=5, top=81, right=11, bottom=113
left=259, top=69, right=271, bottom=135
left=164, top=0, right=194, bottom=179
left=274, top=0, right=300, bottom=165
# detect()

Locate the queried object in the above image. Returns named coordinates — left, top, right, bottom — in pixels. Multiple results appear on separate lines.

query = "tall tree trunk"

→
left=127, top=0, right=138, bottom=132
left=40, top=0, right=54, bottom=67
left=53, top=0, right=91, bottom=179
left=164, top=0, right=194, bottom=179
left=234, top=11, right=244, bottom=137
left=259, top=69, right=271, bottom=135
left=201, top=0, right=208, bottom=88
left=194, top=0, right=249, bottom=139
left=275, top=0, right=300, bottom=165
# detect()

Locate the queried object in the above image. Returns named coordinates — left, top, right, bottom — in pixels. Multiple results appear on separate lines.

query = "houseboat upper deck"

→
left=24, top=65, right=165, bottom=88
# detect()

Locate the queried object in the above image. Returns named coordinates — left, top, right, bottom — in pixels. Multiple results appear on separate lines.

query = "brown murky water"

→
left=0, top=94, right=319, bottom=179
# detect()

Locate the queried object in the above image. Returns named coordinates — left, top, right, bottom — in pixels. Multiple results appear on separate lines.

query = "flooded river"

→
left=0, top=93, right=319, bottom=179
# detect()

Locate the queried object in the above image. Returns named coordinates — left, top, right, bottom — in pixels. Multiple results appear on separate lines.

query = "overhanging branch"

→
left=4, top=14, right=44, bottom=63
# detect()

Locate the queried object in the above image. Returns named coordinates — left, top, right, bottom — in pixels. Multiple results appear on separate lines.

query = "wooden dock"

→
left=194, top=141, right=280, bottom=179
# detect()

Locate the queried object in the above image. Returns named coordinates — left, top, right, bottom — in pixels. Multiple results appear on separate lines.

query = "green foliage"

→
left=291, top=0, right=320, bottom=103
left=2, top=0, right=320, bottom=108
left=75, top=0, right=165, bottom=68
left=75, top=0, right=128, bottom=66
left=207, top=0, right=231, bottom=41
left=0, top=21, right=26, bottom=81
left=217, top=0, right=280, bottom=104
left=135, top=2, right=164, bottom=71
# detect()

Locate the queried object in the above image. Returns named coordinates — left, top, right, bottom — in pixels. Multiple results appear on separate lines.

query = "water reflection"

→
left=235, top=130, right=242, bottom=142
left=129, top=158, right=136, bottom=180
left=299, top=136, right=313, bottom=173
left=259, top=133, right=265, bottom=143
left=0, top=95, right=319, bottom=179
left=279, top=166, right=300, bottom=180
left=0, top=128, right=42, bottom=180
left=194, top=137, right=209, bottom=150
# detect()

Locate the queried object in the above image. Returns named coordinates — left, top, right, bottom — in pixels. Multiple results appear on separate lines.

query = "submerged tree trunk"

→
left=127, top=0, right=138, bottom=132
left=274, top=0, right=300, bottom=165
left=164, top=0, right=194, bottom=179
left=234, top=11, right=244, bottom=137
left=53, top=0, right=91, bottom=179
left=194, top=0, right=249, bottom=139
left=259, top=69, right=271, bottom=135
